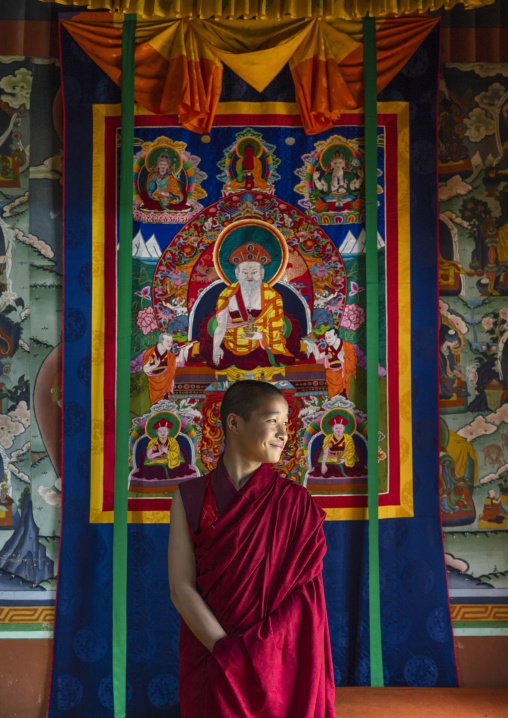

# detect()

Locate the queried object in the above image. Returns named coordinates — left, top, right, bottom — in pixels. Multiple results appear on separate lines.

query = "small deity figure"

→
left=479, top=488, right=508, bottom=525
left=142, top=333, right=192, bottom=405
left=312, top=149, right=363, bottom=210
left=307, top=327, right=357, bottom=399
left=146, top=153, right=183, bottom=208
left=227, top=144, right=269, bottom=191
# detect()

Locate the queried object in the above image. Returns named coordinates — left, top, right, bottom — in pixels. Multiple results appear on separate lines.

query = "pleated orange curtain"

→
left=61, top=13, right=439, bottom=134
left=41, top=0, right=495, bottom=19
left=441, top=0, right=508, bottom=62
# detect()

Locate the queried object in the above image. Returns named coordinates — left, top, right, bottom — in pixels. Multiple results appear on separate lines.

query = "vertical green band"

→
left=363, top=15, right=384, bottom=688
left=113, top=12, right=136, bottom=718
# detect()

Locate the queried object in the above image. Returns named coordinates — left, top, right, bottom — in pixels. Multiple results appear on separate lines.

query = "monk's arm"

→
left=168, top=488, right=227, bottom=652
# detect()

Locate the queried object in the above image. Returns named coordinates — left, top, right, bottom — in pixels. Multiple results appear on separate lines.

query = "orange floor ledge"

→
left=334, top=688, right=508, bottom=717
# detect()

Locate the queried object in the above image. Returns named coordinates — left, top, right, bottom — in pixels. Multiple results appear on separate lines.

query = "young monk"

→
left=168, top=380, right=335, bottom=717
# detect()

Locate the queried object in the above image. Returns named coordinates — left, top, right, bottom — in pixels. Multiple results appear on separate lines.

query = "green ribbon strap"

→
left=113, top=12, right=136, bottom=718
left=363, top=14, right=384, bottom=688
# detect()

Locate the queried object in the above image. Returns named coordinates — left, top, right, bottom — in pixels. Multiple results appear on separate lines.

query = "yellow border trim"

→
left=90, top=100, right=413, bottom=523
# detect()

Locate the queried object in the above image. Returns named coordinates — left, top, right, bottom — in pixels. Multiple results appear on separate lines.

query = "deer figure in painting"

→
left=481, top=444, right=505, bottom=468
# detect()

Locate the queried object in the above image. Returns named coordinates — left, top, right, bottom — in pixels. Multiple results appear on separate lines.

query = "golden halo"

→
left=145, top=411, right=181, bottom=439
left=236, top=136, right=263, bottom=159
left=319, top=143, right=354, bottom=171
left=212, top=219, right=288, bottom=287
left=321, top=409, right=357, bottom=436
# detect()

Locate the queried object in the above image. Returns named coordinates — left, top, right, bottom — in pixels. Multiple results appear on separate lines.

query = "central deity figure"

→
left=212, top=242, right=294, bottom=368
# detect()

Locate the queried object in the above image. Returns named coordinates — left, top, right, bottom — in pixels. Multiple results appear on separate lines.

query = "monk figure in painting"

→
left=320, top=415, right=356, bottom=475
left=143, top=333, right=191, bottom=405
left=168, top=380, right=335, bottom=717
left=480, top=488, right=508, bottom=525
left=309, top=327, right=357, bottom=399
left=145, top=419, right=181, bottom=471
left=212, top=244, right=294, bottom=368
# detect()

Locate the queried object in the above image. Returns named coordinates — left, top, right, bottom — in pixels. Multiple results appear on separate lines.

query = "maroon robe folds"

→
left=179, top=459, right=335, bottom=717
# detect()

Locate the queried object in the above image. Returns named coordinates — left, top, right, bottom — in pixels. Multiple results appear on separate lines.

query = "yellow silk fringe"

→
left=39, top=0, right=494, bottom=20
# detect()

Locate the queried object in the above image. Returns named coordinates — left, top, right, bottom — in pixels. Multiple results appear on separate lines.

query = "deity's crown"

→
left=153, top=419, right=170, bottom=430
left=158, top=153, right=170, bottom=162
left=229, top=242, right=271, bottom=266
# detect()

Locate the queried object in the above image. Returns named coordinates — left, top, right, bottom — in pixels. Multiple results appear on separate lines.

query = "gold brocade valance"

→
left=38, top=0, right=494, bottom=20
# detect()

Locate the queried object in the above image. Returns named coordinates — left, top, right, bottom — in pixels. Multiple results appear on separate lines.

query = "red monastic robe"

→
left=178, top=459, right=335, bottom=718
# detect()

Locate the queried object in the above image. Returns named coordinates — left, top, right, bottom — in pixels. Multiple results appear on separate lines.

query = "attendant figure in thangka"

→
left=307, top=326, right=357, bottom=399
left=146, top=152, right=183, bottom=208
left=143, top=332, right=192, bottom=405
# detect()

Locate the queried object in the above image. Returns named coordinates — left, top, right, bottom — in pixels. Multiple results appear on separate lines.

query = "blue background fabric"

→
left=48, top=23, right=457, bottom=717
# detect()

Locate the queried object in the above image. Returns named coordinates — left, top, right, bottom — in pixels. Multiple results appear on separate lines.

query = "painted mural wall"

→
left=439, top=63, right=508, bottom=625
left=0, top=55, right=62, bottom=634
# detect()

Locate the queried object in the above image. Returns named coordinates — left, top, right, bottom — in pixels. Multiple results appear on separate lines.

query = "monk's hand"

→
left=212, top=347, right=223, bottom=365
left=321, top=463, right=327, bottom=475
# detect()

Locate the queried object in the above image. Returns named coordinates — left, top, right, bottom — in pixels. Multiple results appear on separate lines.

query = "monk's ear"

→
left=226, top=412, right=241, bottom=435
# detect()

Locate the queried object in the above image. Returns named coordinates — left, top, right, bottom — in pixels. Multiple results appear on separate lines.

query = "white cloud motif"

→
left=439, top=176, right=472, bottom=202
left=14, top=228, right=54, bottom=259
left=441, top=210, right=471, bottom=229
left=2, top=191, right=29, bottom=218
left=464, top=107, right=495, bottom=142
left=439, top=299, right=468, bottom=335
left=448, top=63, right=508, bottom=79
left=475, top=82, right=506, bottom=111
left=30, top=152, right=63, bottom=184
left=0, top=67, right=32, bottom=109
left=0, top=414, right=25, bottom=449
left=8, top=400, right=30, bottom=429
left=457, top=415, right=497, bottom=442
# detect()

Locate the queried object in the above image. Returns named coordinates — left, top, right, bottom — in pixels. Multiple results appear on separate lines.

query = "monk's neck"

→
left=222, top=449, right=262, bottom=491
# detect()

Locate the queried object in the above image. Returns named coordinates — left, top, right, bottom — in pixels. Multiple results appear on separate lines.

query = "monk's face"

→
left=234, top=395, right=289, bottom=465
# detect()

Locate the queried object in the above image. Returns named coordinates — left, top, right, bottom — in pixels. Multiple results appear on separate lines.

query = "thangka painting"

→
left=88, top=103, right=413, bottom=524
left=439, top=63, right=508, bottom=627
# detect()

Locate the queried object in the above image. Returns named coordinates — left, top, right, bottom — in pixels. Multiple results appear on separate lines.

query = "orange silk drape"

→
left=61, top=13, right=439, bottom=133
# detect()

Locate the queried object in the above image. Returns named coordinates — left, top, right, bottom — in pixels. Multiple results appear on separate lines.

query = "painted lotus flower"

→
left=341, top=303, right=365, bottom=331
left=136, top=306, right=158, bottom=336
left=482, top=316, right=494, bottom=330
